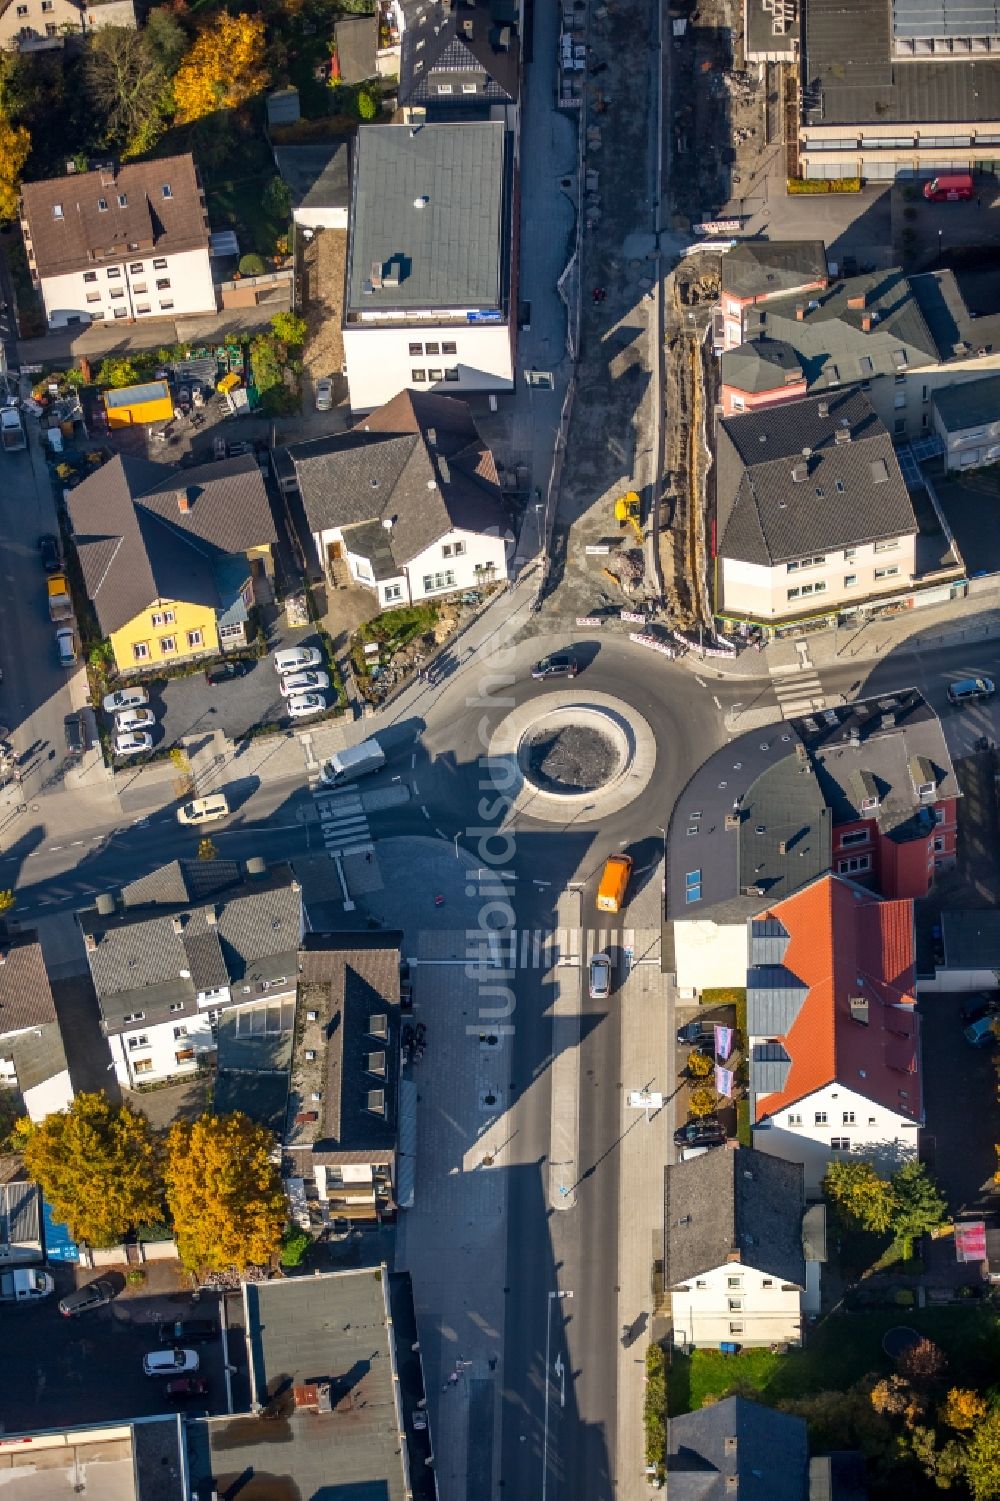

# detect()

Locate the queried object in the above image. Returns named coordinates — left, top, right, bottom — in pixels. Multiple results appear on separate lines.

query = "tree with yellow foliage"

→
left=0, top=114, right=30, bottom=223
left=172, top=13, right=267, bottom=125
left=164, top=1112, right=285, bottom=1274
left=939, top=1387, right=988, bottom=1433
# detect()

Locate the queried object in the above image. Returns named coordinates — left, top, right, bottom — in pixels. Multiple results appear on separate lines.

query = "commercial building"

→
left=343, top=121, right=515, bottom=411
left=20, top=154, right=215, bottom=330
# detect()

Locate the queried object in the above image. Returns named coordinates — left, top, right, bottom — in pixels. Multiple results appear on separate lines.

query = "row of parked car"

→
left=274, top=645, right=331, bottom=720
left=102, top=684, right=158, bottom=757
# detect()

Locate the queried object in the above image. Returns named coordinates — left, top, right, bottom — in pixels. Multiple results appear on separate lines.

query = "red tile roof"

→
left=753, top=874, right=920, bottom=1124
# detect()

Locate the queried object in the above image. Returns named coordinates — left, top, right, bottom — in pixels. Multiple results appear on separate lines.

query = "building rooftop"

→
left=721, top=338, right=804, bottom=394
left=717, top=390, right=917, bottom=568
left=0, top=930, right=57, bottom=1033
left=749, top=874, right=920, bottom=1125
left=663, top=1146, right=807, bottom=1288
left=941, top=908, right=1000, bottom=968
left=720, top=240, right=828, bottom=300
left=933, top=370, right=1000, bottom=432
left=275, top=142, right=350, bottom=215
left=745, top=0, right=800, bottom=56
left=213, top=996, right=296, bottom=1134
left=666, top=1397, right=809, bottom=1501
left=0, top=1180, right=41, bottom=1252
left=398, top=0, right=520, bottom=109
left=188, top=1271, right=434, bottom=1501
left=20, top=153, right=208, bottom=280
left=346, top=122, right=507, bottom=314
left=335, top=13, right=377, bottom=81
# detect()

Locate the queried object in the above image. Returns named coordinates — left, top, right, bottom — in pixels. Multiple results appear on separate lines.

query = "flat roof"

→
left=103, top=382, right=170, bottom=408
left=347, top=122, right=507, bottom=312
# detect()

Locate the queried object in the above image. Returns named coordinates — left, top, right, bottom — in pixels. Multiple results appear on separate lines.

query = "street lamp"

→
left=542, top=1290, right=573, bottom=1501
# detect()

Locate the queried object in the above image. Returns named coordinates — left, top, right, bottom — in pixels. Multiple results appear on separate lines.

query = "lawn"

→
left=668, top=1306, right=1000, bottom=1416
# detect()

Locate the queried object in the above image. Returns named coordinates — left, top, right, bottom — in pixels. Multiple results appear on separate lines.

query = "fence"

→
left=85, top=1239, right=178, bottom=1268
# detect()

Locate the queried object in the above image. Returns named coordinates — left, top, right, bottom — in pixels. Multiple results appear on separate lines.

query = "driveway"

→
left=919, top=990, right=1000, bottom=1220
left=0, top=1274, right=230, bottom=1431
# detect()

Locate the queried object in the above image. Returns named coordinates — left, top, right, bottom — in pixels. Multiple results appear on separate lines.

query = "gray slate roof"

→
left=0, top=931, right=56, bottom=1032
left=275, top=143, right=350, bottom=214
left=717, top=390, right=917, bottom=567
left=68, top=454, right=276, bottom=636
left=720, top=241, right=828, bottom=299
left=666, top=1397, right=809, bottom=1501
left=941, top=908, right=1000, bottom=969
left=79, top=862, right=301, bottom=1033
left=284, top=388, right=505, bottom=568
left=721, top=339, right=803, bottom=394
left=334, top=14, right=377, bottom=81
left=346, top=122, right=507, bottom=312
left=664, top=1147, right=806, bottom=1288
left=399, top=0, right=520, bottom=108
left=933, top=371, right=1000, bottom=433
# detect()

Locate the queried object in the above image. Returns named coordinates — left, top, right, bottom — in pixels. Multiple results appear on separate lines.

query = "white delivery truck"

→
left=0, top=1268, right=55, bottom=1303
left=319, top=738, right=386, bottom=787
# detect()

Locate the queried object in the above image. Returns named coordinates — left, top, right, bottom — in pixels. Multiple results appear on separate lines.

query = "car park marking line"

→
left=436, top=827, right=448, bottom=839
left=411, top=752, right=417, bottom=769
left=712, top=695, right=721, bottom=710
left=422, top=806, right=431, bottom=819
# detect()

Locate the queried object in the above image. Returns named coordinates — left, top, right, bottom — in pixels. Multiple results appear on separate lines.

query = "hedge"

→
left=787, top=177, right=862, bottom=194
left=645, top=1342, right=667, bottom=1478
left=699, top=987, right=746, bottom=1006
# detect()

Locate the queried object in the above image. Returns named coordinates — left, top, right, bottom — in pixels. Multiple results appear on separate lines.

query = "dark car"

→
left=673, top=1119, right=727, bottom=1148
left=64, top=712, right=86, bottom=756
left=38, top=533, right=60, bottom=573
left=676, top=1020, right=716, bottom=1049
left=59, top=1278, right=116, bottom=1317
left=157, top=1317, right=219, bottom=1344
left=205, top=658, right=254, bottom=686
left=166, top=1376, right=210, bottom=1400
left=961, top=992, right=1000, bottom=1024
left=531, top=653, right=579, bottom=681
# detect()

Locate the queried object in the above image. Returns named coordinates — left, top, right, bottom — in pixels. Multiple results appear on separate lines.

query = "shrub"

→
left=357, top=84, right=378, bottom=120
left=239, top=252, right=268, bottom=277
left=687, top=1049, right=713, bottom=1079
left=787, top=176, right=862, bottom=194
left=279, top=1226, right=311, bottom=1267
left=645, top=1343, right=667, bottom=1477
left=125, top=1267, right=146, bottom=1285
left=689, top=1085, right=719, bottom=1118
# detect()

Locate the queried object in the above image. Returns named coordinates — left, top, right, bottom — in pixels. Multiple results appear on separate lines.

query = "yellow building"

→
left=102, top=381, right=175, bottom=430
left=67, top=452, right=277, bottom=674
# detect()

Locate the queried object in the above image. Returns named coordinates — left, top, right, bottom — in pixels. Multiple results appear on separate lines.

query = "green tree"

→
left=270, top=310, right=307, bottom=347
left=87, top=26, right=170, bottom=157
left=262, top=175, right=291, bottom=222
left=164, top=1113, right=286, bottom=1273
left=239, top=252, right=268, bottom=276
left=97, top=356, right=140, bottom=389
left=356, top=83, right=378, bottom=120
left=143, top=5, right=187, bottom=77
left=963, top=1405, right=1000, bottom=1500
left=890, top=1160, right=947, bottom=1259
left=17, top=1093, right=163, bottom=1246
left=822, top=1158, right=896, bottom=1233
left=906, top=1424, right=967, bottom=1490
left=0, top=1085, right=21, bottom=1149
left=250, top=332, right=283, bottom=397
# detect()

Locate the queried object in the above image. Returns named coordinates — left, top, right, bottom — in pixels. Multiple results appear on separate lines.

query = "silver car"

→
left=589, top=952, right=612, bottom=1000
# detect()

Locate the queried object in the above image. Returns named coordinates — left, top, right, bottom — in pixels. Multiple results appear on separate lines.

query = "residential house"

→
left=797, top=0, right=1000, bottom=181
left=188, top=1271, right=435, bottom=1501
left=285, top=934, right=403, bottom=1229
left=0, top=1180, right=44, bottom=1264
left=397, top=0, right=520, bottom=132
left=715, top=390, right=963, bottom=632
left=0, top=931, right=71, bottom=1122
left=664, top=687, right=957, bottom=990
left=67, top=452, right=276, bottom=674
left=667, top=1398, right=809, bottom=1498
left=0, top=0, right=134, bottom=52
left=78, top=859, right=303, bottom=1089
left=334, top=13, right=377, bottom=82
left=748, top=873, right=921, bottom=1194
left=275, top=388, right=510, bottom=607
left=342, top=121, right=515, bottom=412
left=664, top=1146, right=821, bottom=1349
left=932, top=371, right=1000, bottom=469
left=717, top=241, right=829, bottom=351
left=20, top=154, right=214, bottom=330
left=719, top=262, right=1000, bottom=440
left=275, top=142, right=350, bottom=233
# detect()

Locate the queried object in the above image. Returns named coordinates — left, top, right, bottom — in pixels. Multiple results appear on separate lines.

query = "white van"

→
left=177, top=793, right=230, bottom=826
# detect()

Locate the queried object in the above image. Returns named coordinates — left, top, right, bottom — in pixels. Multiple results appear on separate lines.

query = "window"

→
left=728, top=1297, right=743, bottom=1311
left=133, top=1058, right=154, bottom=1075
left=155, top=278, right=170, bottom=290
left=727, top=1275, right=742, bottom=1289
left=122, top=1011, right=145, bottom=1024
left=159, top=300, right=174, bottom=311
left=162, top=184, right=172, bottom=199
left=729, top=1322, right=744, bottom=1336
left=922, top=384, right=930, bottom=403
left=840, top=830, right=869, bottom=847
left=425, top=342, right=440, bottom=355
left=787, top=586, right=800, bottom=601
left=831, top=1136, right=850, bottom=1151
left=437, top=83, right=454, bottom=93
left=186, top=629, right=203, bottom=649
left=136, top=304, right=151, bottom=315
left=175, top=1048, right=195, bottom=1064
left=684, top=869, right=702, bottom=903
left=127, top=1034, right=149, bottom=1050
left=45, top=25, right=57, bottom=37
left=786, top=554, right=826, bottom=572
left=787, top=1112, right=802, bottom=1126
left=462, top=82, right=478, bottom=93
left=445, top=367, right=460, bottom=381
left=219, top=622, right=243, bottom=641
left=762, top=1278, right=774, bottom=1288
left=412, top=369, right=427, bottom=383
left=151, top=610, right=175, bottom=627
left=428, top=368, right=443, bottom=382
left=86, top=292, right=101, bottom=304
left=159, top=635, right=177, bottom=654
left=814, top=1111, right=828, bottom=1125
left=90, top=312, right=105, bottom=320
left=695, top=1279, right=707, bottom=1288
left=132, top=641, right=149, bottom=661
left=844, top=574, right=858, bottom=587
left=52, top=204, right=63, bottom=219
left=842, top=1111, right=856, bottom=1124
left=442, top=541, right=466, bottom=558
left=133, top=283, right=147, bottom=293
left=874, top=538, right=898, bottom=553
left=169, top=1002, right=185, bottom=1014
left=109, top=288, right=125, bottom=300
left=117, top=192, right=127, bottom=207
left=384, top=583, right=402, bottom=602
left=173, top=1025, right=188, bottom=1040
left=844, top=547, right=856, bottom=561
left=838, top=853, right=872, bottom=874
left=41, top=1, right=52, bottom=10
left=153, top=258, right=167, bottom=269
left=408, top=342, right=423, bottom=356
left=107, top=267, right=121, bottom=278
left=894, top=418, right=906, bottom=436
left=83, top=271, right=97, bottom=283
left=421, top=570, right=456, bottom=593
left=874, top=565, right=899, bottom=580
left=129, top=261, right=144, bottom=274
left=442, top=341, right=457, bottom=355
left=934, top=835, right=945, bottom=853
left=15, top=5, right=26, bottom=15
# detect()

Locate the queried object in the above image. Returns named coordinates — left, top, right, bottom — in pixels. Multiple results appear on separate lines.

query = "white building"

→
left=276, top=388, right=510, bottom=608
left=79, top=859, right=303, bottom=1089
left=0, top=932, right=72, bottom=1122
left=0, top=0, right=134, bottom=50
left=747, top=874, right=922, bottom=1195
left=932, top=372, right=1000, bottom=470
left=664, top=1147, right=823, bottom=1349
left=342, top=122, right=515, bottom=412
left=20, top=153, right=215, bottom=330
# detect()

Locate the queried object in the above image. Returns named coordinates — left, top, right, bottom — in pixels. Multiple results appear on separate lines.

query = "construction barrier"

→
left=629, top=632, right=677, bottom=658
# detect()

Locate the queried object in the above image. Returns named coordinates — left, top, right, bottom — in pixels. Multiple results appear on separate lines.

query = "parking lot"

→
left=0, top=1271, right=231, bottom=1432
left=920, top=991, right=1000, bottom=1219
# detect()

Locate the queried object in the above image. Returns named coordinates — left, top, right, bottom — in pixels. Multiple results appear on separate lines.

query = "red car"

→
left=166, top=1377, right=210, bottom=1400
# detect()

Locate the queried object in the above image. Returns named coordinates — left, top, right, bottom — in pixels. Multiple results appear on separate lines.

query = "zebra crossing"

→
left=468, top=927, right=632, bottom=970
left=309, top=775, right=374, bottom=859
left=769, top=662, right=827, bottom=719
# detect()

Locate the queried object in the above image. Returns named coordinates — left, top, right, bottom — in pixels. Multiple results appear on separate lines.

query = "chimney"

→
left=835, top=425, right=852, bottom=444
left=817, top=400, right=828, bottom=417
left=795, top=742, right=808, bottom=766
left=778, top=839, right=788, bottom=855
left=847, top=291, right=866, bottom=310
left=177, top=491, right=191, bottom=514
left=795, top=303, right=806, bottom=321
left=204, top=907, right=217, bottom=926
left=849, top=994, right=870, bottom=1025
left=881, top=712, right=895, bottom=730
left=861, top=312, right=874, bottom=332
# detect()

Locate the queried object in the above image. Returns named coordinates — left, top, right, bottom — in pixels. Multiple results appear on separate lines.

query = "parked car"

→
left=177, top=793, right=230, bottom=827
left=205, top=659, right=254, bottom=686
left=55, top=626, right=77, bottom=667
left=280, top=669, right=330, bottom=697
left=531, top=652, right=579, bottom=680
left=673, top=1119, right=727, bottom=1149
left=157, top=1317, right=219, bottom=1344
left=964, top=1015, right=1000, bottom=1048
left=676, top=1020, right=716, bottom=1049
left=589, top=952, right=612, bottom=1000
left=274, top=646, right=323, bottom=675
left=64, top=712, right=86, bottom=756
left=144, top=1348, right=200, bottom=1376
left=948, top=676, right=995, bottom=706
left=961, top=993, right=1000, bottom=1024
left=287, top=692, right=326, bottom=720
left=116, top=731, right=153, bottom=757
left=59, top=1278, right=116, bottom=1318
left=103, top=687, right=149, bottom=716
left=166, top=1376, right=210, bottom=1400
left=314, top=377, right=334, bottom=412
left=38, top=533, right=60, bottom=573
left=115, top=707, right=155, bottom=734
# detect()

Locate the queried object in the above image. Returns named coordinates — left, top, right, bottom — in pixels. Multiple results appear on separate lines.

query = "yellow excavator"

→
left=614, top=490, right=643, bottom=543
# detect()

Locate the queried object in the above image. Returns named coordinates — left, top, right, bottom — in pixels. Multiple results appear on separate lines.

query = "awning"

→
left=397, top=1077, right=417, bottom=1208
